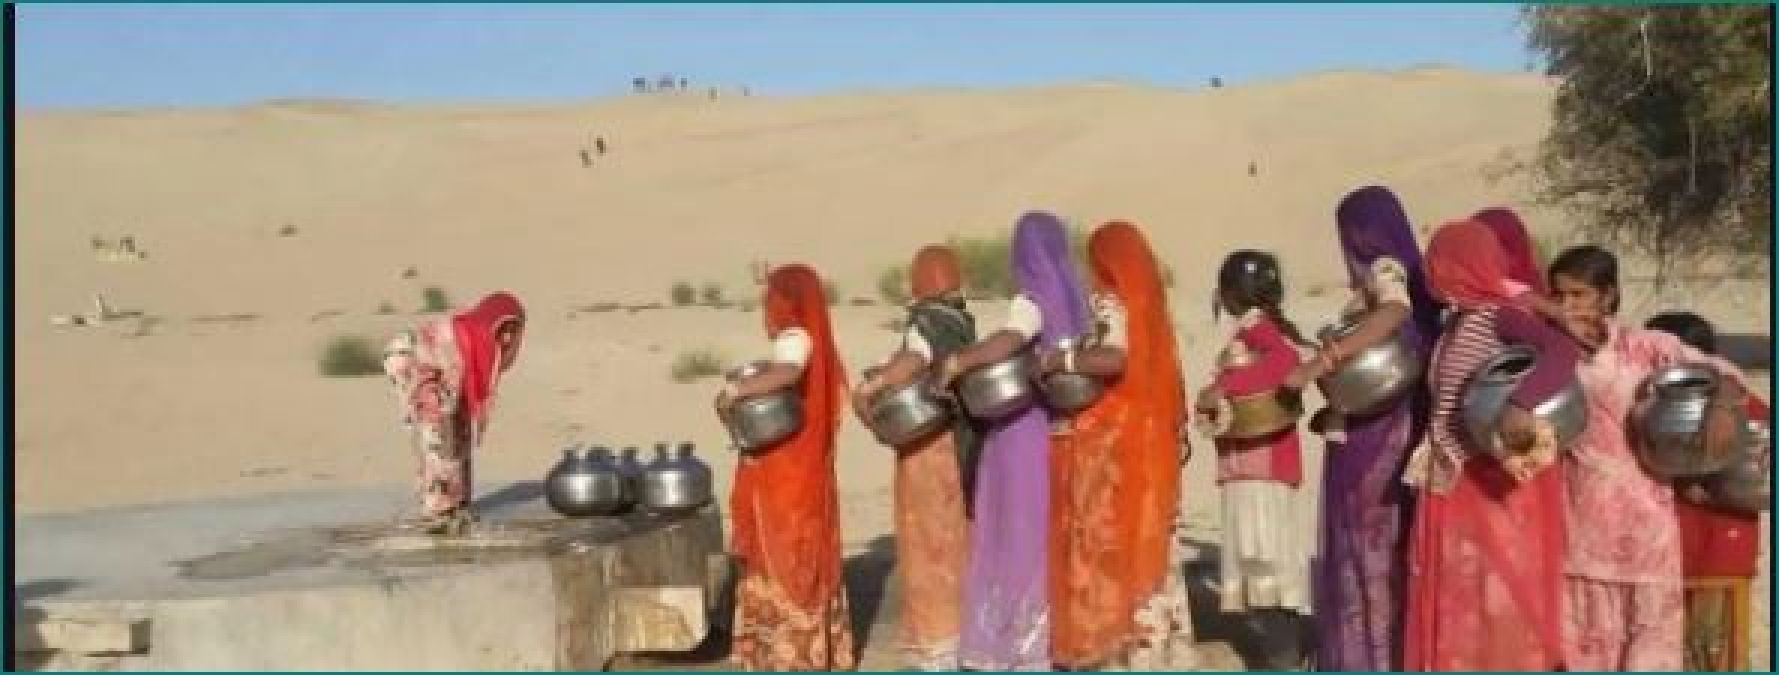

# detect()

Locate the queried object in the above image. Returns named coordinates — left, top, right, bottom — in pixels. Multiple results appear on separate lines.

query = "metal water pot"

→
left=721, top=361, right=804, bottom=452
left=954, top=354, right=1037, bottom=420
left=1459, top=346, right=1589, bottom=458
left=544, top=445, right=632, bottom=517
left=1635, top=364, right=1748, bottom=479
left=1315, top=316, right=1422, bottom=417
left=641, top=442, right=714, bottom=514
left=1040, top=372, right=1106, bottom=415
left=865, top=377, right=953, bottom=447
left=1037, top=339, right=1106, bottom=415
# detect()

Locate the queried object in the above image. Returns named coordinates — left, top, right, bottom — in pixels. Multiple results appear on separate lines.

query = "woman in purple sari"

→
left=1288, top=186, right=1441, bottom=671
left=940, top=211, right=1093, bottom=671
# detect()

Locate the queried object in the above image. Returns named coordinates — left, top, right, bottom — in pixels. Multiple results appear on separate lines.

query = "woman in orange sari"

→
left=853, top=245, right=975, bottom=671
left=1048, top=221, right=1195, bottom=671
left=718, top=264, right=857, bottom=671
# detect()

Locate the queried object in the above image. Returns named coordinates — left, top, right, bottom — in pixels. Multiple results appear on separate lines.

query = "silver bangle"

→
left=1062, top=348, right=1078, bottom=373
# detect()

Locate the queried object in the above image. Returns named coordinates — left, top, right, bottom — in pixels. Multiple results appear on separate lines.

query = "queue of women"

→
left=381, top=184, right=1768, bottom=672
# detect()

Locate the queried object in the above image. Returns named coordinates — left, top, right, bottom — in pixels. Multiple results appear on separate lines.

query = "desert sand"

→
left=16, top=67, right=1770, bottom=669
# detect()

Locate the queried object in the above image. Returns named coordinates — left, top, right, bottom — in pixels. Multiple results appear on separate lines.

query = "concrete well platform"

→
left=14, top=485, right=726, bottom=671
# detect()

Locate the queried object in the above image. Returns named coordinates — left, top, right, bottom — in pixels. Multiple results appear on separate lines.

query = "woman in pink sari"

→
left=1546, top=246, right=1749, bottom=671
left=382, top=292, right=527, bottom=535
left=1402, top=219, right=1580, bottom=671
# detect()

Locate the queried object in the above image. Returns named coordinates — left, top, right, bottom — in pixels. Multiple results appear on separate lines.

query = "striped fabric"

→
left=1418, top=308, right=1501, bottom=493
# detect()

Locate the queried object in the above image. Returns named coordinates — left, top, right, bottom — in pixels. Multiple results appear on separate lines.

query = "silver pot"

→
left=1040, top=371, right=1105, bottom=415
left=866, top=377, right=953, bottom=447
left=721, top=361, right=805, bottom=452
left=1702, top=421, right=1771, bottom=512
left=1315, top=317, right=1423, bottom=417
left=1037, top=339, right=1106, bottom=415
left=640, top=442, right=714, bottom=514
left=954, top=354, right=1037, bottom=420
left=1634, top=365, right=1748, bottom=479
left=725, top=392, right=803, bottom=452
left=1460, top=346, right=1589, bottom=458
left=544, top=445, right=633, bottom=517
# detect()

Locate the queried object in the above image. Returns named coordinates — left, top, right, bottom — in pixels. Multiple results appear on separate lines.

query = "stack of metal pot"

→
left=544, top=441, right=715, bottom=517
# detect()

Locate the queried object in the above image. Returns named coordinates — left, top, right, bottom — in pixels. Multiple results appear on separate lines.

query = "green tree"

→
left=1522, top=5, right=1771, bottom=268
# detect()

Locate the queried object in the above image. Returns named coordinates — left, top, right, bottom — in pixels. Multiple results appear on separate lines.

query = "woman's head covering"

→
left=910, top=244, right=963, bottom=300
left=1012, top=211, right=1092, bottom=344
left=1335, top=185, right=1442, bottom=350
left=1473, top=207, right=1546, bottom=295
left=733, top=263, right=848, bottom=611
left=1425, top=218, right=1520, bottom=309
left=450, top=291, right=525, bottom=432
left=1087, top=220, right=1184, bottom=421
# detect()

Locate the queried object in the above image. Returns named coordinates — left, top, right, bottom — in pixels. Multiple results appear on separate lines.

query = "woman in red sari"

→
left=1402, top=219, right=1580, bottom=671
left=1048, top=221, right=1195, bottom=670
left=718, top=264, right=856, bottom=671
left=383, top=291, right=527, bottom=535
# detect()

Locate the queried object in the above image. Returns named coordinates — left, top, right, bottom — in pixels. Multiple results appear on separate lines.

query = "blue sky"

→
left=16, top=3, right=1535, bottom=110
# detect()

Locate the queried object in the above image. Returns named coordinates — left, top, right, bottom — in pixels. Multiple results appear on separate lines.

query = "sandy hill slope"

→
left=17, top=68, right=1763, bottom=516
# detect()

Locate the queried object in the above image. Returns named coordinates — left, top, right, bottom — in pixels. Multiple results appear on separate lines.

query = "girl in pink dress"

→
left=1547, top=246, right=1750, bottom=671
left=1195, top=250, right=1313, bottom=670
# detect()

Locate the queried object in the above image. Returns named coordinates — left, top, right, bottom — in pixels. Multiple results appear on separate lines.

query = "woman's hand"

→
left=937, top=355, right=966, bottom=390
left=1034, top=346, right=1064, bottom=375
left=851, top=374, right=883, bottom=424
left=1285, top=361, right=1321, bottom=391
left=1287, top=343, right=1340, bottom=391
left=1194, top=385, right=1225, bottom=416
left=1701, top=376, right=1750, bottom=463
left=1498, top=404, right=1540, bottom=455
left=1678, top=481, right=1712, bottom=505
left=713, top=387, right=735, bottom=422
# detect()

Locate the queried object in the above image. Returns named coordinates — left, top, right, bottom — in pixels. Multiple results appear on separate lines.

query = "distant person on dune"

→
left=382, top=292, right=527, bottom=535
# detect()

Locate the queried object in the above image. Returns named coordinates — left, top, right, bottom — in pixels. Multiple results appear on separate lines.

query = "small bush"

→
left=277, top=223, right=299, bottom=237
left=375, top=301, right=397, bottom=316
left=670, top=281, right=697, bottom=306
left=948, top=223, right=1089, bottom=299
left=700, top=282, right=725, bottom=306
left=1160, top=264, right=1177, bottom=289
left=877, top=265, right=911, bottom=307
left=823, top=280, right=841, bottom=306
left=671, top=348, right=730, bottom=383
left=419, top=286, right=451, bottom=314
left=319, top=334, right=384, bottom=377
